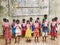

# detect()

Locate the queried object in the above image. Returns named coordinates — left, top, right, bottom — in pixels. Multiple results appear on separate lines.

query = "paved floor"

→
left=0, top=36, right=60, bottom=45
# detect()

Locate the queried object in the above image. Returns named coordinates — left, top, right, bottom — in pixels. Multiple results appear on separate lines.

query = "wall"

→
left=0, top=0, right=60, bottom=35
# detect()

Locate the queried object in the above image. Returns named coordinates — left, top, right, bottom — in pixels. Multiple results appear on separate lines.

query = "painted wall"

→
left=0, top=0, right=60, bottom=35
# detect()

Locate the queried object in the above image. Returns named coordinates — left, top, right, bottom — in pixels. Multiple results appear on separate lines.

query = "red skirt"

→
left=50, top=30, right=56, bottom=37
left=4, top=29, right=11, bottom=40
left=22, top=30, right=26, bottom=35
left=34, top=29, right=39, bottom=37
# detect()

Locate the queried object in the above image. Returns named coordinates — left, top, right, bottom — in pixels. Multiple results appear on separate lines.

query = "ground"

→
left=0, top=36, right=60, bottom=45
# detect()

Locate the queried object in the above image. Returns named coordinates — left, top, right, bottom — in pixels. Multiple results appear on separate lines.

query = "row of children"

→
left=2, top=14, right=60, bottom=45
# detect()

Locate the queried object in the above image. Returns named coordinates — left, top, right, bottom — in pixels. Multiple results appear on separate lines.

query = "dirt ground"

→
left=0, top=36, right=60, bottom=45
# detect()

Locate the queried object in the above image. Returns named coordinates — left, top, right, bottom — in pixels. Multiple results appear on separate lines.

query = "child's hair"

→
left=3, top=18, right=6, bottom=22
left=54, top=17, right=58, bottom=21
left=22, top=19, right=25, bottom=23
left=35, top=20, right=38, bottom=23
left=6, top=19, right=9, bottom=22
left=13, top=19, right=15, bottom=22
left=52, top=18, right=55, bottom=21
left=27, top=20, right=30, bottom=24
left=16, top=19, right=20, bottom=24
left=30, top=17, right=33, bottom=21
left=37, top=17, right=39, bottom=20
left=42, top=19, right=45, bottom=23
left=44, top=14, right=47, bottom=18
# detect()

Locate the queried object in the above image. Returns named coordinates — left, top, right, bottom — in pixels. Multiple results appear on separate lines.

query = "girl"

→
left=25, top=20, right=31, bottom=42
left=21, top=19, right=26, bottom=37
left=34, top=20, right=39, bottom=42
left=30, top=17, right=34, bottom=37
left=42, top=19, right=48, bottom=42
left=37, top=17, right=41, bottom=36
left=31, top=24, right=34, bottom=37
left=11, top=19, right=16, bottom=38
left=2, top=18, right=6, bottom=37
left=2, top=19, right=11, bottom=45
left=14, top=19, right=21, bottom=43
left=54, top=17, right=58, bottom=38
left=50, top=19, right=57, bottom=40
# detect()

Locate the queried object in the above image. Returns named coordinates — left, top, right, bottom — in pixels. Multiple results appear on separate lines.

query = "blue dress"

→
left=11, top=26, right=16, bottom=35
left=32, top=25, right=34, bottom=32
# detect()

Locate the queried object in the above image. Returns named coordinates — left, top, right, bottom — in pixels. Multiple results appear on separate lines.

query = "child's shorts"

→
left=15, top=29, right=21, bottom=36
left=15, top=33, right=21, bottom=37
left=42, top=32, right=47, bottom=37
